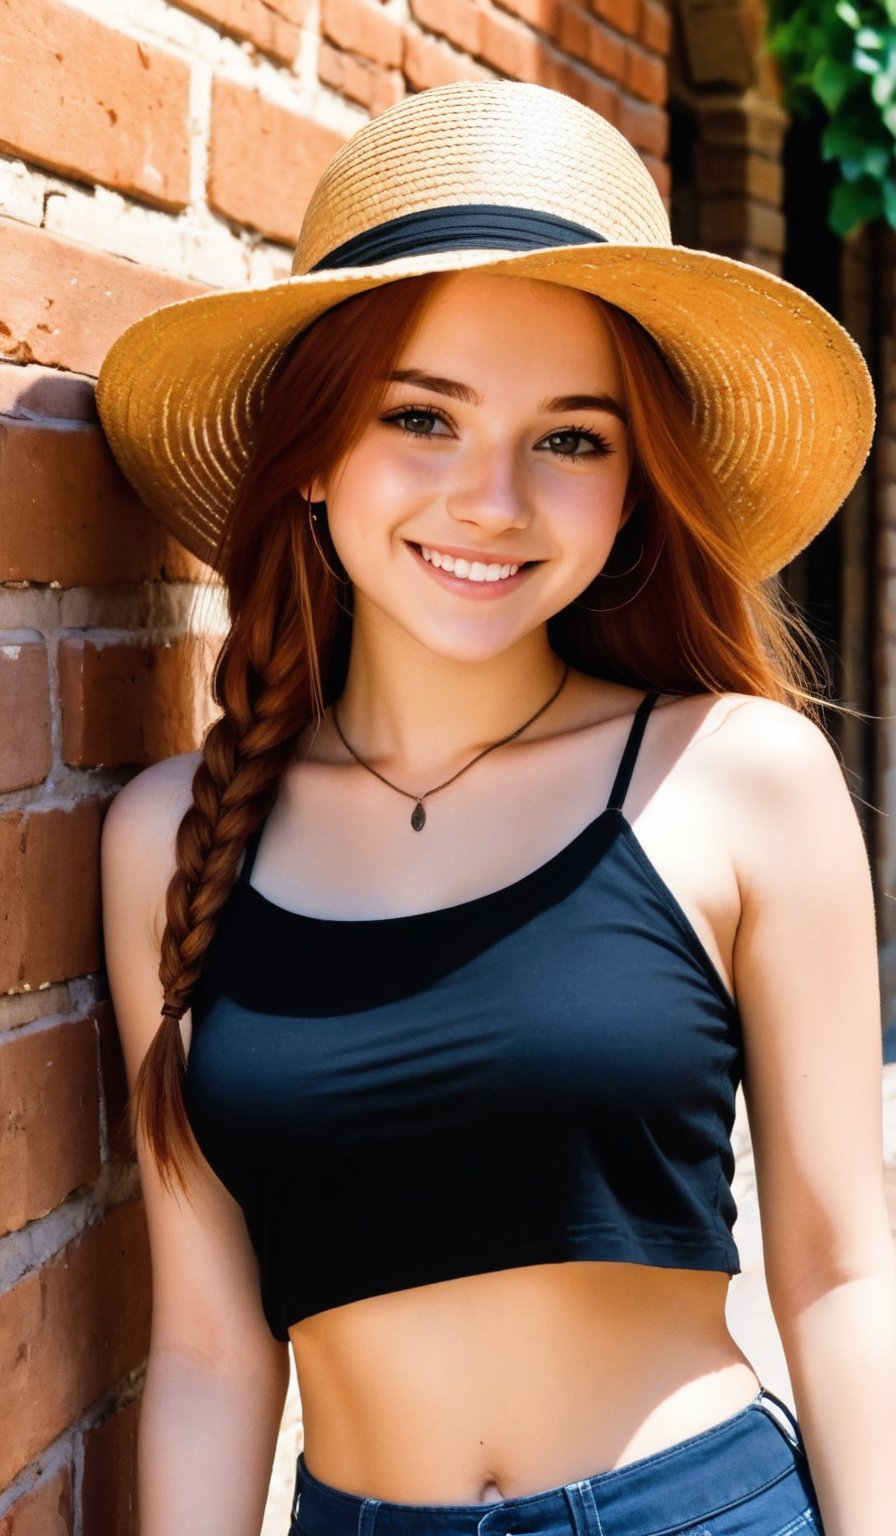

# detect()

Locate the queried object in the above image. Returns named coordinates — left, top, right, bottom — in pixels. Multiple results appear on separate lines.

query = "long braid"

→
left=134, top=498, right=342, bottom=1181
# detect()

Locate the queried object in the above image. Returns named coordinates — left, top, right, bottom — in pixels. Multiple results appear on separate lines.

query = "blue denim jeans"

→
left=287, top=1387, right=824, bottom=1535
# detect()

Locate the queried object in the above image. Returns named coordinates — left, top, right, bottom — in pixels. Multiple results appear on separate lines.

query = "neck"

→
left=332, top=619, right=566, bottom=780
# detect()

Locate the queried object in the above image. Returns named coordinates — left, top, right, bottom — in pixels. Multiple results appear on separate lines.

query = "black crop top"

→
left=185, top=691, right=743, bottom=1340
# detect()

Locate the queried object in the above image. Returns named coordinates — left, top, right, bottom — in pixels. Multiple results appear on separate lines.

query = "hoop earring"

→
left=594, top=534, right=645, bottom=579
left=305, top=496, right=347, bottom=586
left=574, top=528, right=667, bottom=614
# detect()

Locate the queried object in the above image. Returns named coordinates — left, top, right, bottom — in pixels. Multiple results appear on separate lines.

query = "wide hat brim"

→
left=97, top=238, right=874, bottom=580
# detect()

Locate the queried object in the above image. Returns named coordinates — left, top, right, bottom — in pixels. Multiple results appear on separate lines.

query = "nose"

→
left=445, top=443, right=534, bottom=535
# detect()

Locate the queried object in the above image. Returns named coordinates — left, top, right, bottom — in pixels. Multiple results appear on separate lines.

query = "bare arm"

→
left=726, top=698, right=896, bottom=1536
left=102, top=756, right=290, bottom=1536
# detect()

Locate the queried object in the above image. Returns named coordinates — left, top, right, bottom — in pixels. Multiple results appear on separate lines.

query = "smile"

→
left=418, top=546, right=522, bottom=583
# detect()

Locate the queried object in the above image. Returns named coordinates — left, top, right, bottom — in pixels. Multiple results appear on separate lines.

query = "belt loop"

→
left=563, top=1479, right=605, bottom=1536
left=753, top=1385, right=805, bottom=1456
left=357, top=1497, right=380, bottom=1536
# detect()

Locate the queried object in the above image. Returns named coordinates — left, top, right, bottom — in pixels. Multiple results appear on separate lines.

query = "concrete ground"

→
left=261, top=1063, right=896, bottom=1534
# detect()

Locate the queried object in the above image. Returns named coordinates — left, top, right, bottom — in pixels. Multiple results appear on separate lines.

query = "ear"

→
left=300, top=477, right=327, bottom=504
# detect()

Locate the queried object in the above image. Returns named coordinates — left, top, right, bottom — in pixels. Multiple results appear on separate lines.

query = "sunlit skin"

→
left=308, top=272, right=634, bottom=744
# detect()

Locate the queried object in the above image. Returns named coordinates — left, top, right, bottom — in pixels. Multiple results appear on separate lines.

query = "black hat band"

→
left=310, top=204, right=608, bottom=271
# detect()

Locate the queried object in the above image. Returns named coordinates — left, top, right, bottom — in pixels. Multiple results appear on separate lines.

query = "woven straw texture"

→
left=96, top=81, right=875, bottom=578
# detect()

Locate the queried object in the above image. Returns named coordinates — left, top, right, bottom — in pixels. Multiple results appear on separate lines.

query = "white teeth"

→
left=418, top=546, right=521, bottom=583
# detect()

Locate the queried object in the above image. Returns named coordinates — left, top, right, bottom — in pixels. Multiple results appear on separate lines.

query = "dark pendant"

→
left=411, top=800, right=426, bottom=831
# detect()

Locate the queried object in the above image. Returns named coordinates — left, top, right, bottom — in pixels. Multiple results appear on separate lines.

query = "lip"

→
left=406, top=541, right=536, bottom=600
left=411, top=541, right=530, bottom=567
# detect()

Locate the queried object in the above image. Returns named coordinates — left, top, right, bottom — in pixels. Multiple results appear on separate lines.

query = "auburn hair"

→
left=135, top=272, right=829, bottom=1184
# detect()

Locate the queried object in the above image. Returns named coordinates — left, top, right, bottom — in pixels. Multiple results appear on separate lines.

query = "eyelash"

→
left=381, top=405, right=614, bottom=459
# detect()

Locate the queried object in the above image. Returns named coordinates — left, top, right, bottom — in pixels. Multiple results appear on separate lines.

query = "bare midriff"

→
left=290, top=1260, right=761, bottom=1506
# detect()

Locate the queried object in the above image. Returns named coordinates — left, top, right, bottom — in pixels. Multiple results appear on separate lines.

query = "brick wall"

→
left=0, top=2, right=672, bottom=1531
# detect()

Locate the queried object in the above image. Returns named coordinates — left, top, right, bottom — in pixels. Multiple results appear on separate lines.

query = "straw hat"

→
left=96, top=80, right=874, bottom=579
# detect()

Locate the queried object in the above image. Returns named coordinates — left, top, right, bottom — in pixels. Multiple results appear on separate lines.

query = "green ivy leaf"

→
left=830, top=175, right=885, bottom=232
left=883, top=176, right=896, bottom=220
left=871, top=67, right=896, bottom=103
left=856, top=26, right=886, bottom=47
left=836, top=0, right=863, bottom=27
left=813, top=56, right=860, bottom=108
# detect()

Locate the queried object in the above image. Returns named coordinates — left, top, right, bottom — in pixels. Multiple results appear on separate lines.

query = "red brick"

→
left=586, top=22, right=626, bottom=82
left=177, top=0, right=311, bottom=63
left=209, top=80, right=343, bottom=245
left=0, top=640, right=51, bottom=792
left=318, top=40, right=405, bottom=114
left=96, top=1002, right=132, bottom=1161
left=410, top=0, right=482, bottom=54
left=402, top=29, right=490, bottom=88
left=557, top=2, right=595, bottom=62
left=546, top=56, right=619, bottom=121
left=589, top=0, right=639, bottom=38
left=0, top=1201, right=150, bottom=1486
left=321, top=0, right=403, bottom=66
left=640, top=0, right=672, bottom=54
left=492, top=0, right=560, bottom=32
left=58, top=636, right=217, bottom=769
left=0, top=418, right=207, bottom=586
left=625, top=40, right=667, bottom=103
left=0, top=362, right=97, bottom=423
left=82, top=1400, right=139, bottom=1536
left=0, top=0, right=190, bottom=210
left=0, top=218, right=203, bottom=379
left=617, top=94, right=667, bottom=156
left=478, top=9, right=554, bottom=79
left=0, top=1017, right=101, bottom=1236
left=0, top=800, right=104, bottom=993
left=0, top=1466, right=73, bottom=1536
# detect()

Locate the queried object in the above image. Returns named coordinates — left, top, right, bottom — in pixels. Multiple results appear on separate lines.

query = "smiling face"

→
left=310, top=271, right=633, bottom=667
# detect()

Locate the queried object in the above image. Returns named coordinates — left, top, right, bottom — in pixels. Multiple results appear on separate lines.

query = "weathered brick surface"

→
left=177, top=0, right=311, bottom=62
left=0, top=1466, right=73, bottom=1536
left=493, top=0, right=560, bottom=31
left=318, top=41, right=405, bottom=114
left=590, top=0, right=640, bottom=38
left=58, top=636, right=216, bottom=768
left=624, top=40, right=666, bottom=103
left=618, top=93, right=667, bottom=155
left=0, top=0, right=190, bottom=210
left=478, top=8, right=554, bottom=79
left=209, top=81, right=344, bottom=245
left=82, top=1399, right=140, bottom=1536
left=0, top=419, right=206, bottom=586
left=410, top=0, right=483, bottom=55
left=403, top=29, right=490, bottom=88
left=0, top=640, right=51, bottom=792
left=0, top=1200, right=151, bottom=1486
left=0, top=801, right=105, bottom=994
left=640, top=0, right=671, bottom=54
left=0, top=219, right=203, bottom=378
left=321, top=0, right=404, bottom=65
left=0, top=1017, right=101, bottom=1236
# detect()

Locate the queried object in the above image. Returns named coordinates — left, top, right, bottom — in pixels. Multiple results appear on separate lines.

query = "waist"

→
left=291, top=1261, right=760, bottom=1505
left=289, top=1390, right=819, bottom=1536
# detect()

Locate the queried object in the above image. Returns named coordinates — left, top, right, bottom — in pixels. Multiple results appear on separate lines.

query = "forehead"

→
left=393, top=271, right=622, bottom=391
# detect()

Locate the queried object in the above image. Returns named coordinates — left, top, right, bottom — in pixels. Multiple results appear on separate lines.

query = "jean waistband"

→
left=292, top=1388, right=807, bottom=1536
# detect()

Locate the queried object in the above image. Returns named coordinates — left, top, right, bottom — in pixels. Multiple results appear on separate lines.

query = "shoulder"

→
left=101, top=750, right=203, bottom=946
left=669, top=691, right=866, bottom=902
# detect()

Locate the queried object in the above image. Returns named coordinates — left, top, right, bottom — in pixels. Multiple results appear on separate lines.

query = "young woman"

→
left=97, top=81, right=895, bottom=1536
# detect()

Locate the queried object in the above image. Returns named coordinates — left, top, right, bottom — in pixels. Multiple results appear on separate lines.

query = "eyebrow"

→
left=385, top=370, right=628, bottom=425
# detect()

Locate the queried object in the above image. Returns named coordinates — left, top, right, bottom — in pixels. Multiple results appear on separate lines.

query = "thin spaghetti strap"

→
left=237, top=820, right=266, bottom=886
left=605, top=692, right=662, bottom=814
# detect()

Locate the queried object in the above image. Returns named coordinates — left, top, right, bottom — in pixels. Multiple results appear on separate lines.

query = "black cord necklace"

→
left=331, top=664, right=570, bottom=831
